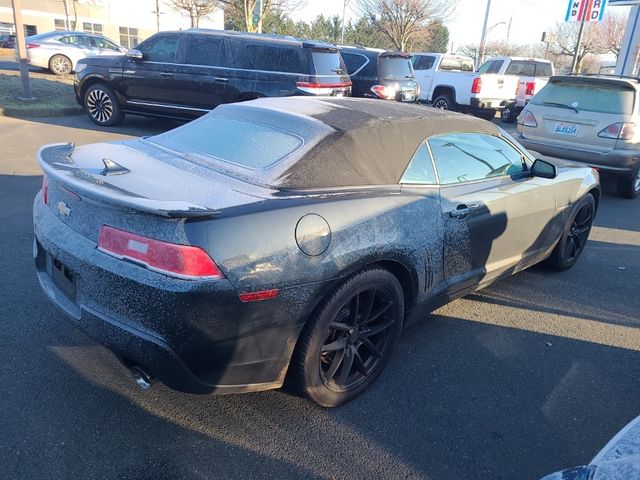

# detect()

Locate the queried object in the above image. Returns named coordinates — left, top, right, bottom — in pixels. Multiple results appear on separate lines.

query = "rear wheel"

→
left=548, top=194, right=595, bottom=271
left=432, top=93, right=455, bottom=111
left=49, top=54, right=72, bottom=75
left=289, top=268, right=404, bottom=407
left=617, top=166, right=640, bottom=199
left=84, top=84, right=124, bottom=126
left=500, top=103, right=518, bottom=123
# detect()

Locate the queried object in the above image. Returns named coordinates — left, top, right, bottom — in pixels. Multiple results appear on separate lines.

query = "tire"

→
left=49, top=54, right=72, bottom=75
left=475, top=109, right=497, bottom=121
left=617, top=166, right=640, bottom=199
left=84, top=84, right=124, bottom=126
left=500, top=103, right=518, bottom=123
left=432, top=93, right=455, bottom=111
left=547, top=194, right=596, bottom=271
left=289, top=268, right=404, bottom=407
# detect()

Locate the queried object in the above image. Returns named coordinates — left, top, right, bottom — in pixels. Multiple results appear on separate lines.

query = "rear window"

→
left=379, top=57, right=413, bottom=80
left=440, top=57, right=474, bottom=72
left=150, top=117, right=303, bottom=170
left=533, top=81, right=635, bottom=115
left=505, top=60, right=552, bottom=77
left=311, top=49, right=346, bottom=75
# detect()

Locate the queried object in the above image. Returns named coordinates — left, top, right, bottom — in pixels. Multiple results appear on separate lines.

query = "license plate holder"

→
left=402, top=92, right=415, bottom=102
left=554, top=122, right=579, bottom=136
left=46, top=254, right=77, bottom=300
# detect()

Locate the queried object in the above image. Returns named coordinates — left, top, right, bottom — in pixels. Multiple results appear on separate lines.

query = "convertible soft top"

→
left=151, top=97, right=501, bottom=190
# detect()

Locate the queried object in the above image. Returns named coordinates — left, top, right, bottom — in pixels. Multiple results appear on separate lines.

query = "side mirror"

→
left=126, top=49, right=143, bottom=60
left=531, top=158, right=557, bottom=179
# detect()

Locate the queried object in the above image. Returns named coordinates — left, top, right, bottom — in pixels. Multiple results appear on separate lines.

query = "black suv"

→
left=74, top=30, right=351, bottom=126
left=339, top=47, right=418, bottom=102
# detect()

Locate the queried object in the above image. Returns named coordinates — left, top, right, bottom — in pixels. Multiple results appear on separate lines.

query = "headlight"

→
left=75, top=62, right=87, bottom=73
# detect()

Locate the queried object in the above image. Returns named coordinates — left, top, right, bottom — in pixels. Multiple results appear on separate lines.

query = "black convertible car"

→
left=33, top=98, right=599, bottom=407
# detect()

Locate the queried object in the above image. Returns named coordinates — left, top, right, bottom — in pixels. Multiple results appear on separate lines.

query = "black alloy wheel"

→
left=289, top=268, right=404, bottom=407
left=548, top=194, right=595, bottom=271
left=501, top=103, right=518, bottom=123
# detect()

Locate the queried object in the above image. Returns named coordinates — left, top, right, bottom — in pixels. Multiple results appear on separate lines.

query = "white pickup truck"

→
left=411, top=53, right=518, bottom=120
left=477, top=56, right=555, bottom=123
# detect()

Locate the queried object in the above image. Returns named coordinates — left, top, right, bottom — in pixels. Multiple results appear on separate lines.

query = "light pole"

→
left=340, top=0, right=350, bottom=44
left=571, top=16, right=586, bottom=73
left=152, top=0, right=162, bottom=33
left=11, top=0, right=33, bottom=100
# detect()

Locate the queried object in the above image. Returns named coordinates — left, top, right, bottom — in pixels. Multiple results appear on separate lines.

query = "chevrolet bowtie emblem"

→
left=56, top=201, right=71, bottom=216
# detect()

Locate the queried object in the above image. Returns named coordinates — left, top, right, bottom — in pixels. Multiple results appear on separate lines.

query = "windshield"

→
left=148, top=116, right=304, bottom=170
left=533, top=81, right=635, bottom=115
left=379, top=57, right=413, bottom=80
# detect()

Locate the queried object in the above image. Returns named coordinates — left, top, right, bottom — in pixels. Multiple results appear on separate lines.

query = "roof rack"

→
left=564, top=72, right=640, bottom=82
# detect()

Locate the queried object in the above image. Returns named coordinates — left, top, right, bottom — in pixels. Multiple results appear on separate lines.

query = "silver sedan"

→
left=24, top=31, right=126, bottom=75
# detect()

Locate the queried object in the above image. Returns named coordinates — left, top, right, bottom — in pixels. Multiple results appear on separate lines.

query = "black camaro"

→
left=33, top=98, right=599, bottom=407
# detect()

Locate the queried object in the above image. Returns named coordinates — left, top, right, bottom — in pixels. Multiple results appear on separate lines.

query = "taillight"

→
left=598, top=122, right=636, bottom=140
left=296, top=81, right=352, bottom=95
left=518, top=110, right=538, bottom=128
left=370, top=84, right=397, bottom=100
left=471, top=77, right=482, bottom=94
left=525, top=81, right=535, bottom=96
left=26, top=43, right=39, bottom=49
left=42, top=175, right=48, bottom=205
left=98, top=225, right=223, bottom=279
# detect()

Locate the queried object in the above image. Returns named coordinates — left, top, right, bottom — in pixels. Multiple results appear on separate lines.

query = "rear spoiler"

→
left=38, top=143, right=220, bottom=218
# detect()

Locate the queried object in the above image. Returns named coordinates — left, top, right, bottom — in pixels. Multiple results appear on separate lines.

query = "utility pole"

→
left=153, top=0, right=161, bottom=32
left=571, top=16, right=586, bottom=73
left=257, top=0, right=263, bottom=34
left=506, top=16, right=512, bottom=45
left=11, top=0, right=33, bottom=100
left=340, top=0, right=349, bottom=44
left=478, top=0, right=492, bottom=67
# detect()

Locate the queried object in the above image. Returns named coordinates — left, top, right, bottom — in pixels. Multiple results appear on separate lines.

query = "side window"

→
left=429, top=133, right=525, bottom=185
left=245, top=44, right=305, bottom=73
left=185, top=36, right=226, bottom=67
left=414, top=55, right=435, bottom=71
left=342, top=52, right=368, bottom=75
left=140, top=35, right=180, bottom=63
left=401, top=142, right=437, bottom=184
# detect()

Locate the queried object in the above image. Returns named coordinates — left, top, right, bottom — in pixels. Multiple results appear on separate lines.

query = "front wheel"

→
left=617, top=166, right=640, bottom=199
left=288, top=268, right=404, bottom=407
left=84, top=84, right=124, bottom=126
left=547, top=194, right=596, bottom=271
left=432, top=94, right=455, bottom=111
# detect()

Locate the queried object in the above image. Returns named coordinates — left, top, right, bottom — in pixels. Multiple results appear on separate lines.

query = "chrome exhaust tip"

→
left=131, top=366, right=154, bottom=390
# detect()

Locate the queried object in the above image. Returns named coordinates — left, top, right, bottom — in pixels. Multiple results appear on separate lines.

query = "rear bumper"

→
left=470, top=98, right=511, bottom=110
left=517, top=136, right=640, bottom=175
left=33, top=196, right=308, bottom=394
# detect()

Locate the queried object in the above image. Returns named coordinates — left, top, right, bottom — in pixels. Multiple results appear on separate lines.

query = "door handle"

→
left=214, top=77, right=229, bottom=83
left=449, top=203, right=480, bottom=219
left=160, top=72, right=174, bottom=77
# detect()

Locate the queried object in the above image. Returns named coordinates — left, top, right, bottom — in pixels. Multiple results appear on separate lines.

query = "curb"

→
left=0, top=105, right=83, bottom=118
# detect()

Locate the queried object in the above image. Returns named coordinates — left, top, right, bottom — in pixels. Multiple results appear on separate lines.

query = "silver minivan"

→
left=517, top=75, right=640, bottom=198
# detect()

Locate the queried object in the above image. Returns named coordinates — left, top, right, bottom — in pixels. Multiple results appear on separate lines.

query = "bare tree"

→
left=357, top=0, right=455, bottom=52
left=548, top=21, right=605, bottom=73
left=599, top=12, right=626, bottom=56
left=166, top=0, right=219, bottom=28
left=458, top=41, right=524, bottom=61
left=219, top=0, right=305, bottom=33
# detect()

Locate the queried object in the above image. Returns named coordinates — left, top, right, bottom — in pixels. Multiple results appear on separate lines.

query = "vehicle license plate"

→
left=554, top=122, right=578, bottom=136
left=46, top=254, right=77, bottom=300
left=403, top=92, right=415, bottom=101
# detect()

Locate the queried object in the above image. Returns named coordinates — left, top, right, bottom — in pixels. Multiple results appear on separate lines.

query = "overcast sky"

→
left=291, top=0, right=630, bottom=50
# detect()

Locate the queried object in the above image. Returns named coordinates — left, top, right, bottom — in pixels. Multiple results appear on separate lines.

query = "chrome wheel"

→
left=564, top=203, right=594, bottom=262
left=433, top=98, right=449, bottom=109
left=50, top=55, right=71, bottom=75
left=320, top=286, right=397, bottom=392
left=634, top=169, right=640, bottom=193
left=86, top=88, right=114, bottom=124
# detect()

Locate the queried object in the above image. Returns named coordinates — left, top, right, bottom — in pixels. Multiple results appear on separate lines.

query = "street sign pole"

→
left=11, top=0, right=33, bottom=100
left=571, top=16, right=586, bottom=73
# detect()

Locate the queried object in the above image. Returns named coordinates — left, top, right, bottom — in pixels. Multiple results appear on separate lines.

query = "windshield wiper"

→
left=538, top=101, right=579, bottom=113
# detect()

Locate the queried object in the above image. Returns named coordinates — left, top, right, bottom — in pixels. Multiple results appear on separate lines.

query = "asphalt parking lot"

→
left=1, top=113, right=639, bottom=480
